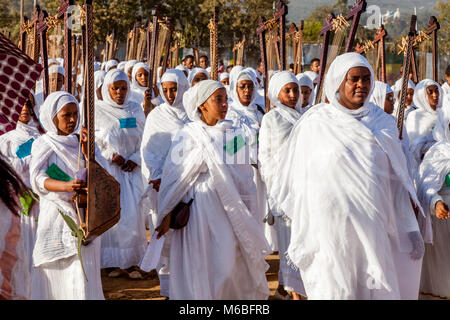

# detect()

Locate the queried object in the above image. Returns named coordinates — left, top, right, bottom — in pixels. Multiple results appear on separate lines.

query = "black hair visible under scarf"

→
left=0, top=155, right=27, bottom=215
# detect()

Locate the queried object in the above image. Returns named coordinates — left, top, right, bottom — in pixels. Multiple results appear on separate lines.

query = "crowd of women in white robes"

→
left=2, top=51, right=450, bottom=300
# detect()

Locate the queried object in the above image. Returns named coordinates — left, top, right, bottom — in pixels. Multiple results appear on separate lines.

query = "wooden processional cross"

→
left=209, top=7, right=219, bottom=81
left=355, top=24, right=387, bottom=82
left=57, top=0, right=74, bottom=94
left=257, top=0, right=288, bottom=112
left=425, top=16, right=440, bottom=82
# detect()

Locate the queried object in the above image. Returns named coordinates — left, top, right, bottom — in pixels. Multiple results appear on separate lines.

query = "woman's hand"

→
left=155, top=212, right=171, bottom=239
left=64, top=179, right=86, bottom=192
left=112, top=153, right=126, bottom=167
left=435, top=200, right=450, bottom=220
left=121, top=160, right=137, bottom=172
left=144, top=88, right=152, bottom=102
left=149, top=179, right=161, bottom=192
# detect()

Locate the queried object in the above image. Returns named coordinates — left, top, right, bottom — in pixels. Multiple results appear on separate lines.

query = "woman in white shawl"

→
left=94, top=70, right=106, bottom=102
left=273, top=53, right=424, bottom=300
left=187, top=67, right=210, bottom=87
left=406, top=79, right=443, bottom=165
left=125, top=60, right=138, bottom=81
left=128, top=62, right=150, bottom=107
left=155, top=79, right=270, bottom=300
left=29, top=91, right=104, bottom=299
left=140, top=69, right=191, bottom=297
left=225, top=69, right=270, bottom=246
left=259, top=71, right=306, bottom=300
left=417, top=95, right=450, bottom=299
left=105, top=59, right=119, bottom=72
left=0, top=103, right=41, bottom=278
left=370, top=81, right=417, bottom=183
left=296, top=73, right=315, bottom=112
left=94, top=69, right=147, bottom=279
left=393, top=79, right=416, bottom=120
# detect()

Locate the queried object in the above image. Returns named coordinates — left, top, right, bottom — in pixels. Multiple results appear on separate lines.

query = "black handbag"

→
left=169, top=199, right=194, bottom=229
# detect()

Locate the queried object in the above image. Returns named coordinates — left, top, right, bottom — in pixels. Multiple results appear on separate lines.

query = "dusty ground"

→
left=101, top=254, right=280, bottom=300
left=101, top=231, right=280, bottom=300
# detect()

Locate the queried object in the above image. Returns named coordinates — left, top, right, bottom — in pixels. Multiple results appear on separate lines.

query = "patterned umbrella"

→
left=0, top=32, right=43, bottom=135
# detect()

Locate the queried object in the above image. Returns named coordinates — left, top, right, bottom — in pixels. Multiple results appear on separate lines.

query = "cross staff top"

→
left=425, top=16, right=440, bottom=82
left=57, top=0, right=74, bottom=93
left=344, top=0, right=367, bottom=52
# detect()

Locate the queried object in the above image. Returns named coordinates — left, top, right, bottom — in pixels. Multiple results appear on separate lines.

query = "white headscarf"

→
left=303, top=70, right=318, bottom=85
left=413, top=79, right=443, bottom=114
left=131, top=62, right=150, bottom=93
left=117, top=61, right=126, bottom=71
left=229, top=69, right=258, bottom=108
left=158, top=69, right=190, bottom=108
left=296, top=73, right=315, bottom=107
left=324, top=52, right=375, bottom=118
left=175, top=64, right=189, bottom=77
left=370, top=81, right=392, bottom=110
left=105, top=60, right=119, bottom=72
left=183, top=79, right=224, bottom=122
left=100, top=69, right=132, bottom=109
left=394, top=79, right=415, bottom=101
left=229, top=66, right=245, bottom=88
left=49, top=64, right=64, bottom=76
left=187, top=67, right=210, bottom=86
left=268, top=71, right=303, bottom=113
left=31, top=92, right=81, bottom=188
left=94, top=70, right=107, bottom=91
left=125, top=60, right=138, bottom=76
left=94, top=61, right=101, bottom=72
left=219, top=72, right=230, bottom=82
left=101, top=61, right=106, bottom=71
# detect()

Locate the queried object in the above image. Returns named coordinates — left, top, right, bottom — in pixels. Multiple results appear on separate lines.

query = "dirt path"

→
left=101, top=253, right=280, bottom=300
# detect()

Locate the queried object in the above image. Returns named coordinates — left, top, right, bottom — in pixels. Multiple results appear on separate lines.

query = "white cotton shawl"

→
left=369, top=81, right=391, bottom=110
left=273, top=53, right=423, bottom=299
left=95, top=69, right=145, bottom=161
left=406, top=79, right=443, bottom=164
left=269, top=71, right=304, bottom=114
left=226, top=69, right=264, bottom=131
left=157, top=82, right=271, bottom=297
left=129, top=62, right=150, bottom=105
left=29, top=92, right=82, bottom=266
left=125, top=60, right=138, bottom=76
left=117, top=61, right=126, bottom=71
left=183, top=80, right=224, bottom=122
left=417, top=95, right=450, bottom=244
left=187, top=67, right=210, bottom=86
left=140, top=69, right=190, bottom=181
left=105, top=60, right=119, bottom=72
left=296, top=73, right=315, bottom=107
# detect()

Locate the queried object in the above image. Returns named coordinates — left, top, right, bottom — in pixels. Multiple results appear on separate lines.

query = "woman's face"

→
left=52, top=103, right=78, bottom=136
left=220, top=78, right=229, bottom=86
left=236, top=80, right=254, bottom=106
left=127, top=67, right=133, bottom=81
left=384, top=92, right=395, bottom=115
left=135, top=68, right=149, bottom=87
left=405, top=88, right=414, bottom=106
left=50, top=73, right=64, bottom=93
left=426, top=85, right=440, bottom=110
left=278, top=82, right=300, bottom=108
left=338, top=67, right=371, bottom=110
left=108, top=80, right=128, bottom=105
left=162, top=81, right=178, bottom=105
left=18, top=103, right=31, bottom=124
left=301, top=86, right=312, bottom=107
left=192, top=72, right=208, bottom=86
left=200, top=88, right=228, bottom=126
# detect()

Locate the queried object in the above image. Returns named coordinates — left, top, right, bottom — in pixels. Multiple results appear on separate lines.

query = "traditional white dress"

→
left=29, top=92, right=104, bottom=300
left=259, top=71, right=306, bottom=295
left=156, top=80, right=271, bottom=300
left=405, top=79, right=443, bottom=166
left=0, top=122, right=40, bottom=277
left=94, top=70, right=148, bottom=269
left=140, top=69, right=191, bottom=297
left=417, top=95, right=450, bottom=299
left=274, top=53, right=424, bottom=300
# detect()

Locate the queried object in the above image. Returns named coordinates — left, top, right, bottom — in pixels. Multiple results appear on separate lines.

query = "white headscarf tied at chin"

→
left=268, top=71, right=302, bottom=112
left=324, top=52, right=375, bottom=117
left=40, top=91, right=80, bottom=135
left=101, top=69, right=131, bottom=109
